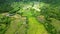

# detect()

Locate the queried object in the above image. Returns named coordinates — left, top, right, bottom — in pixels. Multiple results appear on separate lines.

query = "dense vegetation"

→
left=0, top=0, right=60, bottom=34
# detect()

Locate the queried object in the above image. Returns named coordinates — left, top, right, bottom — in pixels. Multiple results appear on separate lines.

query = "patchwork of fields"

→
left=0, top=0, right=60, bottom=34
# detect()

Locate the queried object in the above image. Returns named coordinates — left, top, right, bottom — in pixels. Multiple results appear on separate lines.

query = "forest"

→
left=0, top=0, right=60, bottom=34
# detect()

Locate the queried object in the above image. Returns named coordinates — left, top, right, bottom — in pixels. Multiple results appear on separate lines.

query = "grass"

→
left=27, top=17, right=48, bottom=34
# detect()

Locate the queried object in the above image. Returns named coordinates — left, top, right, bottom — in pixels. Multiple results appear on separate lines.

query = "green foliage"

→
left=0, top=0, right=60, bottom=34
left=0, top=15, right=11, bottom=34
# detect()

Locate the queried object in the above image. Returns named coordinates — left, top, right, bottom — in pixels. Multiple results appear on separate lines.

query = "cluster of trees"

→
left=0, top=15, right=11, bottom=34
left=0, top=0, right=60, bottom=34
